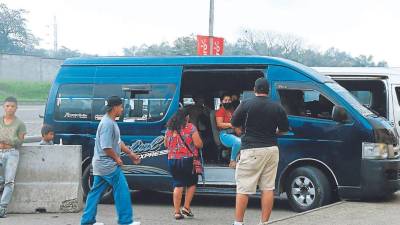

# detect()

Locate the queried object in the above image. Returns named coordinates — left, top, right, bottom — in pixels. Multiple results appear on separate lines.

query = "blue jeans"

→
left=80, top=167, right=133, bottom=225
left=219, top=131, right=241, bottom=161
left=0, top=149, right=19, bottom=208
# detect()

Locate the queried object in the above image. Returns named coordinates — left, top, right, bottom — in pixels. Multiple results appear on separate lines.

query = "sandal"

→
left=181, top=207, right=194, bottom=218
left=174, top=212, right=184, bottom=220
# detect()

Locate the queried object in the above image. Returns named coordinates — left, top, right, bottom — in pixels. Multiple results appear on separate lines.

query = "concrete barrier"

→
left=4, top=145, right=83, bottom=213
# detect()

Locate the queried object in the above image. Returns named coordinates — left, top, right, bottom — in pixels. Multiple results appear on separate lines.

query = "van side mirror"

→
left=332, top=106, right=348, bottom=123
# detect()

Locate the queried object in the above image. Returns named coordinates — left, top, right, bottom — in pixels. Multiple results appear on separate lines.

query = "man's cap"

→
left=105, top=96, right=122, bottom=111
left=254, top=77, right=269, bottom=93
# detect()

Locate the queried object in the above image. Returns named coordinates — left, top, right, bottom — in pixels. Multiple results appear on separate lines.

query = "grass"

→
left=0, top=80, right=51, bottom=103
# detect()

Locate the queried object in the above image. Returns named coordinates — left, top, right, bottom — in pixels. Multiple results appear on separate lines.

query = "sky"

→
left=2, top=0, right=400, bottom=66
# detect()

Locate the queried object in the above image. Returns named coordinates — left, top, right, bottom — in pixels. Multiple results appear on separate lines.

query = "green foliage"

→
left=0, top=3, right=38, bottom=54
left=0, top=80, right=51, bottom=102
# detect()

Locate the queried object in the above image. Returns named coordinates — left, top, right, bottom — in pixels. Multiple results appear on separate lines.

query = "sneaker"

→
left=119, top=222, right=141, bottom=225
left=232, top=221, right=244, bottom=225
left=181, top=207, right=194, bottom=218
left=0, top=207, right=7, bottom=218
left=258, top=222, right=268, bottom=225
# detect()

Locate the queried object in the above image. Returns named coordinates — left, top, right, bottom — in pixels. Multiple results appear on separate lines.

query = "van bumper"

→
left=339, top=159, right=400, bottom=199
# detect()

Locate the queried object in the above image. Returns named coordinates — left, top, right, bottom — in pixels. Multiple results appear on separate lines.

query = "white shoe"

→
left=94, top=223, right=105, bottom=225
left=119, top=222, right=140, bottom=225
left=232, top=222, right=244, bottom=225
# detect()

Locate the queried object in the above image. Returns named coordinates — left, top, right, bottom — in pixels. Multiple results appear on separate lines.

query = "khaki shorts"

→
left=235, top=146, right=279, bottom=195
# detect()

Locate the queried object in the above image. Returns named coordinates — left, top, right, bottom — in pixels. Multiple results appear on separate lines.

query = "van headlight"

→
left=362, top=142, right=388, bottom=159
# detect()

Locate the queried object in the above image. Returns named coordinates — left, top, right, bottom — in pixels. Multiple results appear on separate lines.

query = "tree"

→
left=172, top=35, right=196, bottom=55
left=0, top=3, right=38, bottom=54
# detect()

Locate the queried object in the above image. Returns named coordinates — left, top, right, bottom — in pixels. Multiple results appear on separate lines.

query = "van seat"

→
left=210, top=110, right=222, bottom=147
left=210, top=110, right=231, bottom=161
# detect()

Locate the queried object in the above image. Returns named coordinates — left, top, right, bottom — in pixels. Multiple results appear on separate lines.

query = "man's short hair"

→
left=4, top=96, right=17, bottom=105
left=41, top=124, right=54, bottom=137
left=254, top=78, right=270, bottom=94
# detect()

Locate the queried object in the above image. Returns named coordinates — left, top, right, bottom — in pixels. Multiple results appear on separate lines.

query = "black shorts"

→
left=168, top=157, right=198, bottom=187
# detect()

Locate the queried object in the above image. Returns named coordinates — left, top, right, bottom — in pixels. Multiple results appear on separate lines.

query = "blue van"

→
left=44, top=56, right=400, bottom=212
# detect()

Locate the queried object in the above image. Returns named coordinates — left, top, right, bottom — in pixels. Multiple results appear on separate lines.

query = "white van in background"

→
left=313, top=67, right=400, bottom=134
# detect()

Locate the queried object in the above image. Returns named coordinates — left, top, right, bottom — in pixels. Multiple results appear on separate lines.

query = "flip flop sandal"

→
left=174, top=212, right=184, bottom=220
left=181, top=207, right=194, bottom=218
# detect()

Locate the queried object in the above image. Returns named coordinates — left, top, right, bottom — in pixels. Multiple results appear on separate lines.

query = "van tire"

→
left=285, top=166, right=332, bottom=212
left=82, top=164, right=114, bottom=204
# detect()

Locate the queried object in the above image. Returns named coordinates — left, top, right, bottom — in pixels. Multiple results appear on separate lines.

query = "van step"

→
left=203, top=167, right=235, bottom=185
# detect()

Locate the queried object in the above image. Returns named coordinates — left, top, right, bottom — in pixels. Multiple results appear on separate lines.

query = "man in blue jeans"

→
left=81, top=96, right=141, bottom=225
left=0, top=97, right=26, bottom=218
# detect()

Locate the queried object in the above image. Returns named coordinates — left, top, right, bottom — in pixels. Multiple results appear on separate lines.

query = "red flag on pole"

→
left=197, top=35, right=224, bottom=56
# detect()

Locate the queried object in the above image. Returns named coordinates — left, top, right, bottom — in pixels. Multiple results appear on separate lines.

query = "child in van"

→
left=40, top=124, right=54, bottom=145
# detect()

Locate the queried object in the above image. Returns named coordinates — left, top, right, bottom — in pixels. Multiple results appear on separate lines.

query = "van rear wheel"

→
left=82, top=164, right=114, bottom=204
left=285, top=166, right=332, bottom=212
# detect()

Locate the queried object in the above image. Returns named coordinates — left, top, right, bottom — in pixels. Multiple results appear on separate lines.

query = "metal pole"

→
left=209, top=0, right=214, bottom=55
left=53, top=16, right=58, bottom=56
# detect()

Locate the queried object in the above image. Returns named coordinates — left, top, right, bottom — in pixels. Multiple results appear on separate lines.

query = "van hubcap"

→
left=291, top=176, right=316, bottom=206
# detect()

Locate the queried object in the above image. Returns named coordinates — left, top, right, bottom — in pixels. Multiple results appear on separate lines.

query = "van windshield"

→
left=327, top=82, right=374, bottom=117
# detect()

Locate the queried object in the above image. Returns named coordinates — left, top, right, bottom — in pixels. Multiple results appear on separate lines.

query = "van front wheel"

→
left=285, top=166, right=332, bottom=212
left=82, top=164, right=114, bottom=204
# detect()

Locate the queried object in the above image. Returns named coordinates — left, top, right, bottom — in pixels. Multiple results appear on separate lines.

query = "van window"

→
left=123, top=84, right=175, bottom=122
left=278, top=89, right=334, bottom=120
left=350, top=91, right=372, bottom=107
left=55, top=84, right=94, bottom=121
left=93, top=84, right=124, bottom=121
left=395, top=87, right=400, bottom=106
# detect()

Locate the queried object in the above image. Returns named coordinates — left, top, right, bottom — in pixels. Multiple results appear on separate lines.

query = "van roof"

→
left=64, top=56, right=297, bottom=67
left=312, top=67, right=400, bottom=77
left=63, top=56, right=332, bottom=83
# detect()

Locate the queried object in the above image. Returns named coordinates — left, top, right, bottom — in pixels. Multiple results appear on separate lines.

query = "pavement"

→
left=1, top=191, right=399, bottom=225
left=0, top=192, right=295, bottom=225
left=269, top=192, right=400, bottom=225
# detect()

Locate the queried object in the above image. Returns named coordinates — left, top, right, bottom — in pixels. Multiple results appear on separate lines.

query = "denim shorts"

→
left=168, top=157, right=198, bottom=187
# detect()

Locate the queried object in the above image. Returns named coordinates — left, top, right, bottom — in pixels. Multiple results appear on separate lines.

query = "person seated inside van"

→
left=231, top=93, right=240, bottom=102
left=186, top=95, right=211, bottom=133
left=279, top=90, right=306, bottom=116
left=231, top=93, right=241, bottom=111
left=305, top=94, right=334, bottom=119
left=215, top=93, right=241, bottom=168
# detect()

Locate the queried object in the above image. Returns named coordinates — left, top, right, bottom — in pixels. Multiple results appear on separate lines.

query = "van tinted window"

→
left=278, top=89, right=334, bottom=120
left=55, top=84, right=94, bottom=121
left=123, top=84, right=175, bottom=122
left=93, top=84, right=124, bottom=121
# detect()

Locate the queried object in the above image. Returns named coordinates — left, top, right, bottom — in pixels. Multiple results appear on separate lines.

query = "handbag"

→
left=178, top=133, right=204, bottom=175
